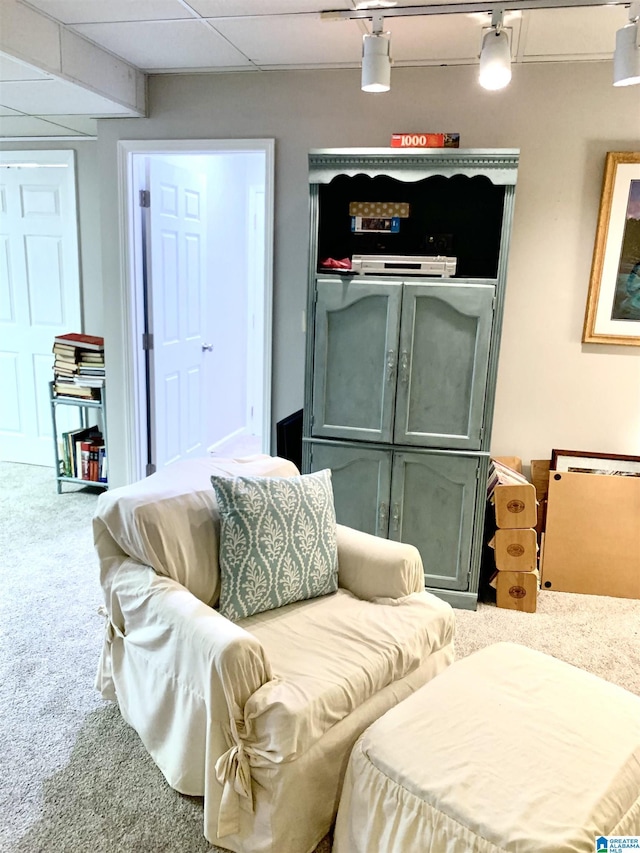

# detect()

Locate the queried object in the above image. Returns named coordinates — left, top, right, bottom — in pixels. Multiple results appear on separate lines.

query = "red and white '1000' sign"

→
left=390, top=133, right=459, bottom=148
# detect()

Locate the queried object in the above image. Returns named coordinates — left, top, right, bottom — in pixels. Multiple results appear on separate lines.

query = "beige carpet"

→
left=1, top=460, right=638, bottom=853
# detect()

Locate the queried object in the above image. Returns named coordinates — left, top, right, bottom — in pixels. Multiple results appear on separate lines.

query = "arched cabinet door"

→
left=311, top=277, right=402, bottom=444
left=394, top=282, right=495, bottom=451
left=308, top=441, right=392, bottom=538
left=388, top=451, right=479, bottom=591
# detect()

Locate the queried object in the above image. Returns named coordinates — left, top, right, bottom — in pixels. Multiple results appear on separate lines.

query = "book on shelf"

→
left=53, top=382, right=101, bottom=400
left=61, top=427, right=102, bottom=479
left=54, top=353, right=78, bottom=364
left=78, top=365, right=105, bottom=373
left=89, top=438, right=105, bottom=482
left=53, top=332, right=104, bottom=352
left=54, top=366, right=77, bottom=378
left=98, top=446, right=107, bottom=483
left=53, top=343, right=77, bottom=357
left=79, top=440, right=92, bottom=480
left=77, top=351, right=105, bottom=363
left=74, top=376, right=104, bottom=388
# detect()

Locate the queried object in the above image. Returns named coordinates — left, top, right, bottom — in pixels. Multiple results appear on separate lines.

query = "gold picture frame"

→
left=582, top=151, right=640, bottom=346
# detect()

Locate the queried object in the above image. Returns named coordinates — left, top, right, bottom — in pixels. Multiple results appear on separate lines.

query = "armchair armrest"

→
left=336, top=524, right=425, bottom=600
left=96, top=548, right=273, bottom=838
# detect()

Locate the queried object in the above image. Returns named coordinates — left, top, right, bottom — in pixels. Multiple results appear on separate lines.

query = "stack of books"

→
left=52, top=333, right=105, bottom=400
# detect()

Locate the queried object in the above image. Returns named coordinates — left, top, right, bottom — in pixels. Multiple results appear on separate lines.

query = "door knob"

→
left=201, top=343, right=213, bottom=352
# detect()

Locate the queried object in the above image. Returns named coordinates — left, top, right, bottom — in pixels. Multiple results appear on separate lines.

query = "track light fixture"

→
left=342, top=1, right=636, bottom=94
left=479, top=9, right=512, bottom=90
left=613, top=0, right=640, bottom=86
left=362, top=13, right=391, bottom=92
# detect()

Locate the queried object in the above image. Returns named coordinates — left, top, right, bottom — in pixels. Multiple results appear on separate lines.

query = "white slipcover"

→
left=334, top=642, right=640, bottom=853
left=94, top=455, right=456, bottom=853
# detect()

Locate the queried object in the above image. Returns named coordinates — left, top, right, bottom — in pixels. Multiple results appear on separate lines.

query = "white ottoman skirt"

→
left=333, top=642, right=640, bottom=853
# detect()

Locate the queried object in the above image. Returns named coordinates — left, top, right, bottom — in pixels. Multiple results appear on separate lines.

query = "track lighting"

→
left=613, top=0, right=640, bottom=86
left=479, top=9, right=512, bottom=91
left=362, top=13, right=391, bottom=92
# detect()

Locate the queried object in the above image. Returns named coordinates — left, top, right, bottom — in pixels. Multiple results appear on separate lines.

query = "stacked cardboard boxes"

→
left=493, top=481, right=539, bottom=613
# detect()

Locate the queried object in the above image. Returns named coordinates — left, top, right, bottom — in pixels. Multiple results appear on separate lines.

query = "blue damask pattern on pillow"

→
left=211, top=469, right=338, bottom=621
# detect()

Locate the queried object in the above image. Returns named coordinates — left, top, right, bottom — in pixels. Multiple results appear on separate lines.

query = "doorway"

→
left=121, top=140, right=274, bottom=479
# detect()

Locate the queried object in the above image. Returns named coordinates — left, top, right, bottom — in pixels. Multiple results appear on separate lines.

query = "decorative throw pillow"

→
left=211, top=469, right=338, bottom=621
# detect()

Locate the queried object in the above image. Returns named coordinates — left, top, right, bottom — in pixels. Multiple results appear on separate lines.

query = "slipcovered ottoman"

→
left=333, top=642, right=640, bottom=853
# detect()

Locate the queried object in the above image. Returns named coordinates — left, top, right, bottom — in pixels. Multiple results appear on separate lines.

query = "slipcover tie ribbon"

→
left=97, top=605, right=124, bottom=643
left=214, top=725, right=253, bottom=837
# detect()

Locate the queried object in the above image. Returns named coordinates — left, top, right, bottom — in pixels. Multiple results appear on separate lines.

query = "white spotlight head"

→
left=479, top=28, right=512, bottom=90
left=362, top=31, right=391, bottom=92
left=613, top=16, right=640, bottom=87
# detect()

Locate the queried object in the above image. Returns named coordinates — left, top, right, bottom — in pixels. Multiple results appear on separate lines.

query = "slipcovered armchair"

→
left=94, top=455, right=455, bottom=853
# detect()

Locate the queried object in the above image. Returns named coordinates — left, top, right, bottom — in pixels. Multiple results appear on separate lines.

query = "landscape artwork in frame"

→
left=582, top=152, right=640, bottom=346
left=551, top=449, right=640, bottom=477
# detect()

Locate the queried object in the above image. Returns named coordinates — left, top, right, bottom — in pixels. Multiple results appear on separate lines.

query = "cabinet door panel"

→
left=394, top=283, right=494, bottom=450
left=389, top=451, right=479, bottom=590
left=309, top=442, right=392, bottom=537
left=312, top=278, right=401, bottom=443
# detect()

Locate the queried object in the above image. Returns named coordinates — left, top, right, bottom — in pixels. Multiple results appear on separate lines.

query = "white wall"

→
left=98, top=62, right=640, bottom=486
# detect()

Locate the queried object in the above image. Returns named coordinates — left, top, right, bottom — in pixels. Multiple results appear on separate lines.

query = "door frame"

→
left=118, top=138, right=275, bottom=481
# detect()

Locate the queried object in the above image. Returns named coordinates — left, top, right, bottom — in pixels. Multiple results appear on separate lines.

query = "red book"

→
left=53, top=332, right=104, bottom=352
left=80, top=441, right=92, bottom=480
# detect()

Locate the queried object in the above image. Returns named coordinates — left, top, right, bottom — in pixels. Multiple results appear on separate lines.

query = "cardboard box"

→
left=494, top=483, right=537, bottom=529
left=494, top=528, right=538, bottom=572
left=530, top=459, right=551, bottom=501
left=496, top=570, right=538, bottom=613
left=540, top=471, right=640, bottom=599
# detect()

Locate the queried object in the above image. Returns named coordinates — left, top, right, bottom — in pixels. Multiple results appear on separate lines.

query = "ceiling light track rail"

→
left=331, top=0, right=630, bottom=21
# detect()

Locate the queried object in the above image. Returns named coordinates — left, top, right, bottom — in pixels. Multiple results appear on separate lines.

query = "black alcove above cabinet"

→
left=317, top=173, right=505, bottom=279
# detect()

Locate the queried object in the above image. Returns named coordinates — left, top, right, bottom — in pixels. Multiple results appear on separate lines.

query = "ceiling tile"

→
left=187, top=0, right=353, bottom=16
left=71, top=19, right=253, bottom=69
left=20, top=0, right=196, bottom=25
left=0, top=78, right=137, bottom=115
left=213, top=15, right=365, bottom=66
left=522, top=6, right=627, bottom=58
left=0, top=54, right=53, bottom=81
left=386, top=13, right=504, bottom=63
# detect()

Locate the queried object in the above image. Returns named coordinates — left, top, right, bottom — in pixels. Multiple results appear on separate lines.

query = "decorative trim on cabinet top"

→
left=308, top=148, right=519, bottom=186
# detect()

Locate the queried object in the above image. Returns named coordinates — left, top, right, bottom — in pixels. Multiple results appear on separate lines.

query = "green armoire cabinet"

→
left=302, top=149, right=519, bottom=609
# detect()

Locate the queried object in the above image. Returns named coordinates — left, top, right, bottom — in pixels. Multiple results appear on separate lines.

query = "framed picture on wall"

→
left=551, top=449, right=640, bottom=477
left=582, top=151, right=640, bottom=346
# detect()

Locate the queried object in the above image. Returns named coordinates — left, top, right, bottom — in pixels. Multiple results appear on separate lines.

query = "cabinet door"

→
left=312, top=278, right=401, bottom=443
left=309, top=442, right=392, bottom=537
left=389, top=451, right=479, bottom=591
left=394, top=283, right=494, bottom=450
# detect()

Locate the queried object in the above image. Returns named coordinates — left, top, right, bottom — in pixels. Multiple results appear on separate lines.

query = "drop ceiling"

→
left=0, top=0, right=630, bottom=140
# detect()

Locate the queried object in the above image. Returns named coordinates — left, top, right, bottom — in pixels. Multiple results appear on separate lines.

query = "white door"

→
left=0, top=150, right=82, bottom=466
left=147, top=158, right=208, bottom=470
